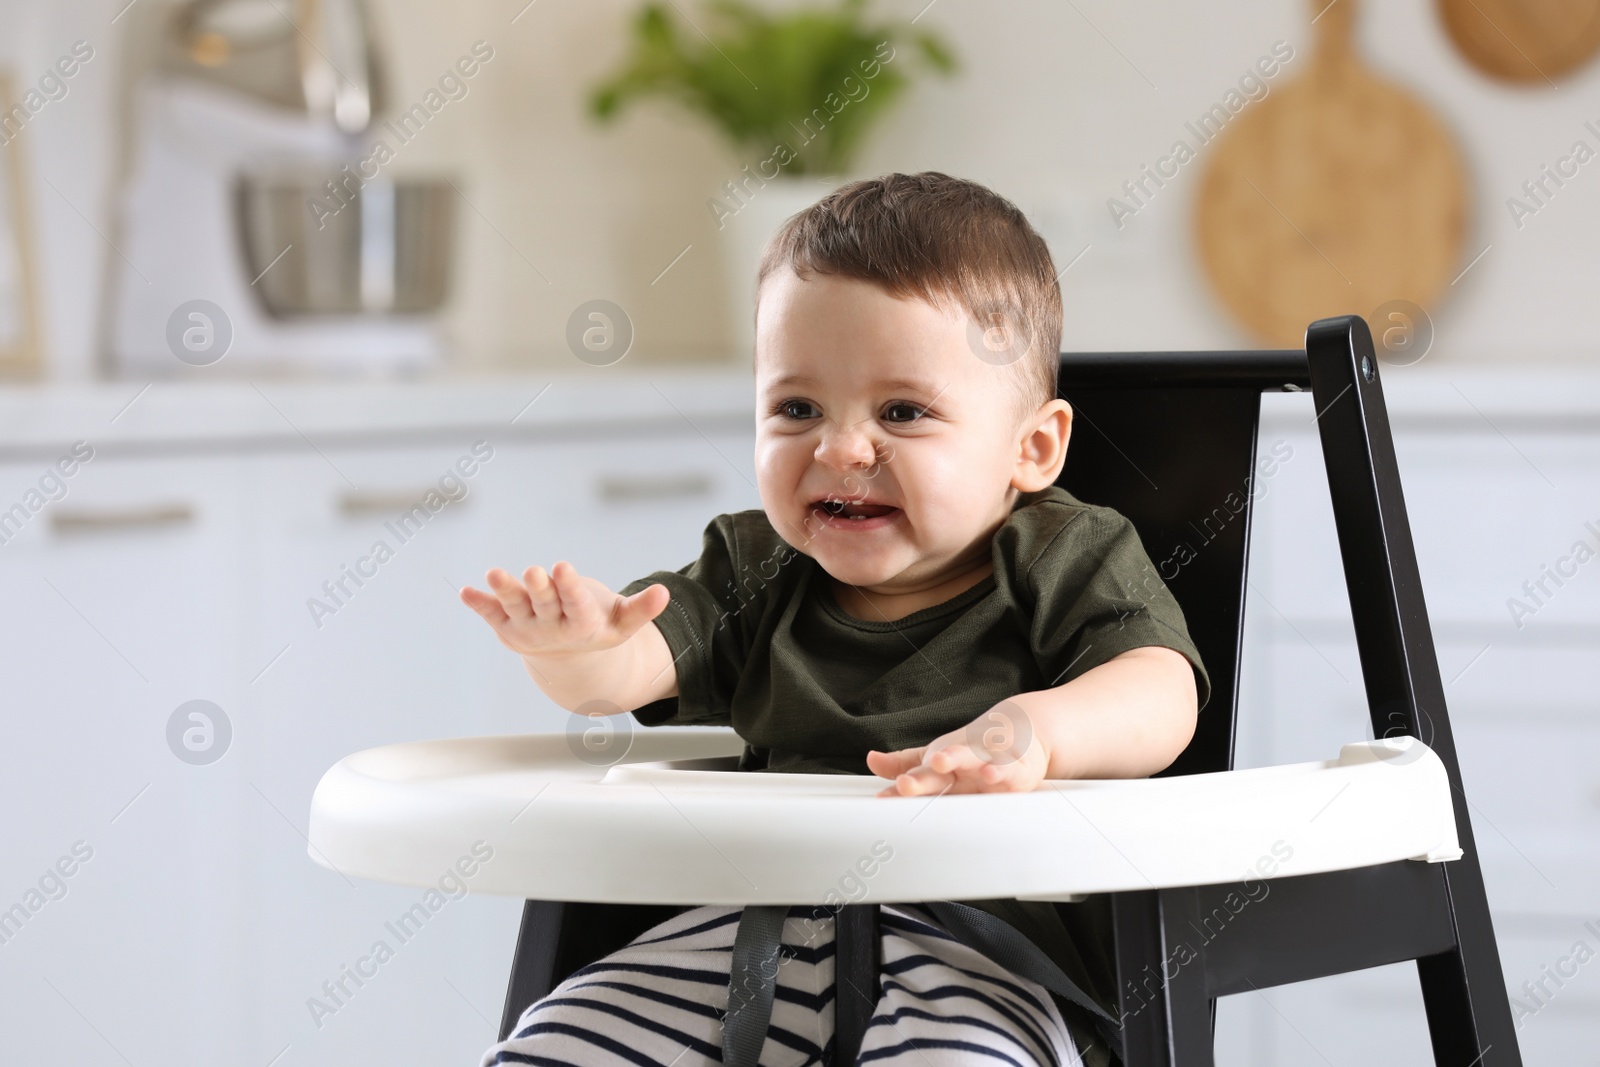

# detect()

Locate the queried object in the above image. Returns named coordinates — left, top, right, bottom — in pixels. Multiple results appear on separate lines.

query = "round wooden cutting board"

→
left=1194, top=0, right=1469, bottom=348
left=1438, top=0, right=1600, bottom=85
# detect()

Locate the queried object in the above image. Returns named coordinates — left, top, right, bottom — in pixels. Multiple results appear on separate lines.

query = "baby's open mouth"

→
left=812, top=498, right=900, bottom=521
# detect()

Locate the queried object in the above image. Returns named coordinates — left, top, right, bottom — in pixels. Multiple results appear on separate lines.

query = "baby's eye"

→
left=773, top=399, right=818, bottom=421
left=883, top=402, right=927, bottom=424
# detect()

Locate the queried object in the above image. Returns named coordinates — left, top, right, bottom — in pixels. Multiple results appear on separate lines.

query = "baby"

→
left=461, top=172, right=1210, bottom=1067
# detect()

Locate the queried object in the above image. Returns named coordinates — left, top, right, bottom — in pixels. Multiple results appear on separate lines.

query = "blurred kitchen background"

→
left=1, top=0, right=1597, bottom=1064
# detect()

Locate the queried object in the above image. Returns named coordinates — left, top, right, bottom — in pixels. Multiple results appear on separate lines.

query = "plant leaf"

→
left=585, top=0, right=958, bottom=174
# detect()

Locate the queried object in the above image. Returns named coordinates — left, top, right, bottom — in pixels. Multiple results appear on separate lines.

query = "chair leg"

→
left=1158, top=889, right=1216, bottom=1067
left=1411, top=848, right=1524, bottom=1066
left=1113, top=890, right=1168, bottom=1066
left=1418, top=944, right=1523, bottom=1067
left=1111, top=889, right=1215, bottom=1067
left=834, top=903, right=880, bottom=1066
left=1307, top=316, right=1524, bottom=1065
left=500, top=900, right=565, bottom=1041
left=499, top=900, right=687, bottom=1041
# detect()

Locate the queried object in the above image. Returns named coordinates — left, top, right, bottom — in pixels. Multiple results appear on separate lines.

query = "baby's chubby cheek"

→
left=752, top=448, right=806, bottom=527
left=908, top=447, right=1002, bottom=520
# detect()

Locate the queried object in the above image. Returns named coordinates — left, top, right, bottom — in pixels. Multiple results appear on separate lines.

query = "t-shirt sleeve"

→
left=1026, top=506, right=1212, bottom=713
left=617, top=513, right=757, bottom=728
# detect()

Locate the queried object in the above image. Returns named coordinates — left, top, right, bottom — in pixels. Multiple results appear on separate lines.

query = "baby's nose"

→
left=814, top=419, right=883, bottom=469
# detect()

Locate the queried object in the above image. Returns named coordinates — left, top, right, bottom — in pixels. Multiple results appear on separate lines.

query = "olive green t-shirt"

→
left=618, top=484, right=1211, bottom=1055
left=621, top=484, right=1210, bottom=759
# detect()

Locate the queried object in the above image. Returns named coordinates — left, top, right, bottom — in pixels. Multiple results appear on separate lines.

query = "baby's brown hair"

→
left=756, top=171, right=1063, bottom=423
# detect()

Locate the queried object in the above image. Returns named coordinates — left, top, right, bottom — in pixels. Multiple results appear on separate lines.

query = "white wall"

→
left=4, top=0, right=1599, bottom=380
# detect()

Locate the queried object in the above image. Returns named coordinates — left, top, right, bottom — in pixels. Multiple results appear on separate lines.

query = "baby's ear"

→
left=1013, top=399, right=1072, bottom=490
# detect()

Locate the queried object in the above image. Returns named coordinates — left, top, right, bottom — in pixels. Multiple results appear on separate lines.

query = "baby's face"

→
left=753, top=267, right=1057, bottom=593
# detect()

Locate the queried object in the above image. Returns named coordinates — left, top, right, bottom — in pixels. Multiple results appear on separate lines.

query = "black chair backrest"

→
left=1054, top=348, right=1311, bottom=778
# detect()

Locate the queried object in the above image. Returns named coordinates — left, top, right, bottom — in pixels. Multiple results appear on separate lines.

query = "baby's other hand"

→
left=458, top=561, right=669, bottom=658
left=866, top=702, right=1050, bottom=796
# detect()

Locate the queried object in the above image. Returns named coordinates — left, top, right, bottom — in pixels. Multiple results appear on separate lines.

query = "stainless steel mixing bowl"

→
left=234, top=170, right=456, bottom=316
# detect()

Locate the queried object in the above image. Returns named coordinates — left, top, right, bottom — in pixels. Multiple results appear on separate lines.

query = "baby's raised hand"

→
left=459, top=561, right=669, bottom=658
left=866, top=701, right=1050, bottom=796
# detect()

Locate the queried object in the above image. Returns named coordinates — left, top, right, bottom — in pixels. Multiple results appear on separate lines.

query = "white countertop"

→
left=0, top=366, right=758, bottom=459
left=1256, top=362, right=1600, bottom=434
left=0, top=362, right=1596, bottom=458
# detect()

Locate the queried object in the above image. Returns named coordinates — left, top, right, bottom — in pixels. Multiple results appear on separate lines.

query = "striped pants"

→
left=482, top=902, right=1087, bottom=1067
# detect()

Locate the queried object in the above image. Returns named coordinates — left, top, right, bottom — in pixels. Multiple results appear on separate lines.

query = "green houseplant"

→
left=589, top=0, right=957, bottom=176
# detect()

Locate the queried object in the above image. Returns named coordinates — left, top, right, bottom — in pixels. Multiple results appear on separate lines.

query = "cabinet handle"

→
left=338, top=490, right=468, bottom=518
left=50, top=503, right=195, bottom=536
left=596, top=472, right=714, bottom=502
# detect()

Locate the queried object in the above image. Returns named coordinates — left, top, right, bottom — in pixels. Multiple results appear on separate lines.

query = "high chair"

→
left=308, top=315, right=1522, bottom=1065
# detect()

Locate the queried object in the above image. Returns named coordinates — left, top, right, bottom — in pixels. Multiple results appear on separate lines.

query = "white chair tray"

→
left=307, top=728, right=1460, bottom=905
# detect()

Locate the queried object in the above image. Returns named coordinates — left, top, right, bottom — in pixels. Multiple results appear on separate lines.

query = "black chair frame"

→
left=495, top=315, right=1522, bottom=1067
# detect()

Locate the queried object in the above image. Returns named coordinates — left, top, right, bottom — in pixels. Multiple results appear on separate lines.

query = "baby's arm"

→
left=866, top=645, right=1198, bottom=795
left=459, top=561, right=678, bottom=713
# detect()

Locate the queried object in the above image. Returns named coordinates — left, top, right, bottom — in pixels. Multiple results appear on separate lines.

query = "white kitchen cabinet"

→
left=233, top=429, right=761, bottom=1067
left=0, top=451, right=258, bottom=1064
left=238, top=440, right=516, bottom=1067
left=0, top=384, right=760, bottom=1067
